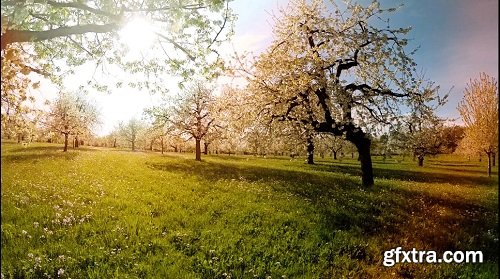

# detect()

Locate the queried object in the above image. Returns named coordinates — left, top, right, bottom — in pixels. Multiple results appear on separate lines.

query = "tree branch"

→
left=1, top=23, right=118, bottom=50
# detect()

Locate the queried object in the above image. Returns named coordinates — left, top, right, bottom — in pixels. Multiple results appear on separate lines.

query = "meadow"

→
left=1, top=141, right=498, bottom=278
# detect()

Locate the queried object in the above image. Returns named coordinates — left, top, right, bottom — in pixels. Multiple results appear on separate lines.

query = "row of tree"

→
left=2, top=0, right=497, bottom=185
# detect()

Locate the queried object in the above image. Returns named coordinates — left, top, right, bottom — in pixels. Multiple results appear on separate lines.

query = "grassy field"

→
left=1, top=141, right=498, bottom=278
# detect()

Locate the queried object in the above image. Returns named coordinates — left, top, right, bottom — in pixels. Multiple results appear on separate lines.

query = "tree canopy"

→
left=458, top=72, right=498, bottom=176
left=245, top=0, right=445, bottom=187
left=1, top=0, right=235, bottom=85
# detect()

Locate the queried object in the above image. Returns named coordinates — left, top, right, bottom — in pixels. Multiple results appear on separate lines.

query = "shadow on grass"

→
left=0, top=145, right=96, bottom=163
left=146, top=159, right=498, bottom=260
left=309, top=162, right=497, bottom=187
left=9, top=145, right=98, bottom=153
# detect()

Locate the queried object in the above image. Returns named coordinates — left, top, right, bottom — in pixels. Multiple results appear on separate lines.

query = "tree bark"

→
left=306, top=136, right=314, bottom=164
left=417, top=156, right=424, bottom=167
left=75, top=134, right=79, bottom=148
left=204, top=142, right=209, bottom=155
left=487, top=152, right=492, bottom=177
left=161, top=137, right=164, bottom=155
left=113, top=138, right=117, bottom=148
left=333, top=150, right=338, bottom=160
left=195, top=138, right=202, bottom=161
left=131, top=140, right=135, bottom=151
left=63, top=133, right=69, bottom=152
left=492, top=152, right=496, bottom=167
left=352, top=137, right=374, bottom=187
left=1, top=23, right=119, bottom=50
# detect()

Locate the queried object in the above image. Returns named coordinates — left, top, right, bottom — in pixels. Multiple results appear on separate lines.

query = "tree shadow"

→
left=309, top=162, right=496, bottom=187
left=146, top=158, right=498, bottom=262
left=0, top=145, right=94, bottom=163
left=9, top=145, right=98, bottom=153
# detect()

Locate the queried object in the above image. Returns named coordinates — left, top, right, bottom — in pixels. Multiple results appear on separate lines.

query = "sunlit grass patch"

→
left=1, top=142, right=498, bottom=278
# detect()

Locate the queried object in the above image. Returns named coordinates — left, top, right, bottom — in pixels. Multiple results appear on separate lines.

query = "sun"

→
left=119, top=17, right=156, bottom=51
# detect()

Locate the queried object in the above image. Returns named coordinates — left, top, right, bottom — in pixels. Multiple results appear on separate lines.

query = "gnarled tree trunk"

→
left=486, top=151, right=492, bottom=177
left=417, top=155, right=424, bottom=167
left=63, top=133, right=69, bottom=152
left=75, top=134, right=79, bottom=148
left=349, top=134, right=374, bottom=188
left=195, top=138, right=201, bottom=161
left=161, top=136, right=164, bottom=154
left=204, top=142, right=209, bottom=155
left=306, top=136, right=314, bottom=164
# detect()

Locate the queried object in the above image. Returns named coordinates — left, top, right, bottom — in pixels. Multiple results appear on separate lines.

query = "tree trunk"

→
left=75, top=134, right=79, bottom=148
left=161, top=137, right=164, bottom=155
left=149, top=139, right=154, bottom=151
left=333, top=150, right=338, bottom=160
left=351, top=152, right=354, bottom=159
left=204, top=142, right=209, bottom=155
left=487, top=152, right=492, bottom=177
left=353, top=139, right=374, bottom=188
left=63, top=133, right=69, bottom=152
left=72, top=137, right=75, bottom=148
left=131, top=140, right=135, bottom=151
left=417, top=156, right=424, bottom=167
left=306, top=137, right=314, bottom=164
left=195, top=138, right=201, bottom=161
left=113, top=138, right=117, bottom=148
left=492, top=152, right=496, bottom=167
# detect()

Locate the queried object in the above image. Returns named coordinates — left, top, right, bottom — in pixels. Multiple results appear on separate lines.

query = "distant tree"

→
left=328, top=135, right=347, bottom=160
left=316, top=134, right=345, bottom=160
left=245, top=0, right=445, bottom=187
left=46, top=92, right=99, bottom=151
left=144, top=104, right=174, bottom=154
left=458, top=73, right=498, bottom=177
left=393, top=115, right=446, bottom=167
left=440, top=125, right=465, bottom=154
left=118, top=118, right=145, bottom=151
left=171, top=82, right=217, bottom=161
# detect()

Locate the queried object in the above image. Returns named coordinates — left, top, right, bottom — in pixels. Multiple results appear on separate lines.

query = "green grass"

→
left=1, top=141, right=498, bottom=278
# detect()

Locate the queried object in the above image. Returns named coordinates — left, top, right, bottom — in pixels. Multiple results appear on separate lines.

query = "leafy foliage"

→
left=0, top=43, right=43, bottom=141
left=1, top=0, right=235, bottom=87
left=243, top=0, right=446, bottom=186
left=458, top=73, right=498, bottom=176
left=45, top=91, right=100, bottom=151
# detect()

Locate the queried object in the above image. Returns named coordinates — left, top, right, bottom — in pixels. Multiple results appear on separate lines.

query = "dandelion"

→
left=57, top=268, right=64, bottom=277
left=21, top=230, right=28, bottom=235
left=33, top=222, right=39, bottom=228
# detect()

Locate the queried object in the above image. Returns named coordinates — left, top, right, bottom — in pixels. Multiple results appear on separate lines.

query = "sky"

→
left=34, top=0, right=499, bottom=136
